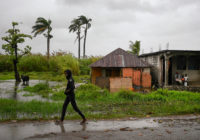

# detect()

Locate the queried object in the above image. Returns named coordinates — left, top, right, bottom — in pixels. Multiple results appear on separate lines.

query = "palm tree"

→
left=78, top=15, right=92, bottom=58
left=129, top=40, right=140, bottom=56
left=32, top=17, right=53, bottom=60
left=69, top=18, right=82, bottom=59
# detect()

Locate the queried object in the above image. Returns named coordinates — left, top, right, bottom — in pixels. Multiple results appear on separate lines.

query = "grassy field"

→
left=0, top=83, right=200, bottom=121
left=0, top=72, right=90, bottom=83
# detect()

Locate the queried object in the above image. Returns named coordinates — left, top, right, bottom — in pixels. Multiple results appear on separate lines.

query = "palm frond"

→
left=32, top=17, right=52, bottom=37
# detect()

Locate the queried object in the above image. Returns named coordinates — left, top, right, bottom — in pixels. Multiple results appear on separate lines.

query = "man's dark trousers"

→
left=61, top=93, right=85, bottom=121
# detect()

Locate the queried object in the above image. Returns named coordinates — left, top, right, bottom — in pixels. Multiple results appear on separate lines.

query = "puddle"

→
left=0, top=80, right=61, bottom=101
left=0, top=115, right=199, bottom=140
left=0, top=119, right=159, bottom=140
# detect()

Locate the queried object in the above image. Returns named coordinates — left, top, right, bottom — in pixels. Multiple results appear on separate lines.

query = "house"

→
left=139, top=50, right=200, bottom=87
left=90, top=48, right=152, bottom=92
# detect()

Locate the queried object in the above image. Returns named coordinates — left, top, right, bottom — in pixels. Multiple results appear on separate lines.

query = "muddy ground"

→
left=0, top=115, right=200, bottom=140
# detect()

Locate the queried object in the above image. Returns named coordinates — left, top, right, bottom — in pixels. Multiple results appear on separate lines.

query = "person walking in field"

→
left=57, top=69, right=86, bottom=124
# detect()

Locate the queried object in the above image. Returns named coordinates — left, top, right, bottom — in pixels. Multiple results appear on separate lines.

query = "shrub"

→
left=18, top=54, right=48, bottom=72
left=50, top=54, right=80, bottom=75
left=0, top=53, right=101, bottom=76
left=115, top=90, right=136, bottom=100
left=155, top=88, right=169, bottom=96
left=79, top=56, right=101, bottom=75
left=76, top=84, right=109, bottom=100
left=17, top=54, right=80, bottom=75
left=0, top=55, right=13, bottom=71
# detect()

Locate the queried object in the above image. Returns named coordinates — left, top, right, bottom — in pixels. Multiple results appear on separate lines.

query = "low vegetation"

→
left=23, top=83, right=51, bottom=98
left=0, top=84, right=200, bottom=121
left=0, top=72, right=90, bottom=83
left=0, top=53, right=101, bottom=75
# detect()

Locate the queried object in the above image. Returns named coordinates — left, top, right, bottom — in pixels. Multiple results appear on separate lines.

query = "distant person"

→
left=181, top=74, right=185, bottom=86
left=175, top=72, right=182, bottom=85
left=184, top=74, right=188, bottom=87
left=57, top=69, right=86, bottom=124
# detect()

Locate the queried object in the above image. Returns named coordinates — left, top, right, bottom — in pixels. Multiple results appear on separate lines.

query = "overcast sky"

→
left=0, top=0, right=200, bottom=57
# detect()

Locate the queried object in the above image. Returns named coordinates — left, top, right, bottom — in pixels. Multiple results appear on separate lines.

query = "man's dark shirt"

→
left=65, top=77, right=75, bottom=95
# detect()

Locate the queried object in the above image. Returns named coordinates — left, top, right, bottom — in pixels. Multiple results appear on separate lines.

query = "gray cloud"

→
left=56, top=0, right=94, bottom=6
left=1, top=0, right=200, bottom=56
left=103, top=0, right=200, bottom=15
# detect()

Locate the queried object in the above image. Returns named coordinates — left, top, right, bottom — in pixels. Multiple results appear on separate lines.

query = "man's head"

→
left=64, top=69, right=72, bottom=79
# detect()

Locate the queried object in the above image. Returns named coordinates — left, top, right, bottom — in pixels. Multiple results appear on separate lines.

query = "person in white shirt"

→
left=184, top=74, right=188, bottom=87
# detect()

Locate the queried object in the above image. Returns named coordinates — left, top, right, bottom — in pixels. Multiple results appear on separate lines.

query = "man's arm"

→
left=64, top=79, right=75, bottom=94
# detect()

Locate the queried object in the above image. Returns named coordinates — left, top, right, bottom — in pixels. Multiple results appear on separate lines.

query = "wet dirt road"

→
left=0, top=115, right=200, bottom=140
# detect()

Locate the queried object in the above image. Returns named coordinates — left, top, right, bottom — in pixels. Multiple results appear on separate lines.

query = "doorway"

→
left=160, top=56, right=165, bottom=86
left=168, top=57, right=172, bottom=85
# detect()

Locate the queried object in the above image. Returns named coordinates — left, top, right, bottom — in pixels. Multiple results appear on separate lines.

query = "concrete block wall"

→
left=110, top=77, right=132, bottom=92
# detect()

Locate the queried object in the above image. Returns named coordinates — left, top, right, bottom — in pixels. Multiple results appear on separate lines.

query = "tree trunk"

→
left=13, top=45, right=21, bottom=82
left=83, top=25, right=88, bottom=58
left=47, top=37, right=50, bottom=60
left=13, top=81, right=20, bottom=99
left=78, top=30, right=81, bottom=59
left=47, top=37, right=50, bottom=69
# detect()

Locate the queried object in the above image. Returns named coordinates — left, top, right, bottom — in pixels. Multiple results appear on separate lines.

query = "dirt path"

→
left=0, top=115, right=200, bottom=140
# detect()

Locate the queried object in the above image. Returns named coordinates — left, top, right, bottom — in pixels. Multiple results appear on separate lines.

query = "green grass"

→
left=23, top=83, right=51, bottom=98
left=0, top=72, right=15, bottom=80
left=0, top=72, right=90, bottom=83
left=1, top=84, right=200, bottom=121
left=0, top=99, right=62, bottom=121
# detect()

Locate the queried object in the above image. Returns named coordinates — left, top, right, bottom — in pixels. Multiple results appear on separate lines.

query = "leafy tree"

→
left=32, top=17, right=53, bottom=60
left=129, top=40, right=140, bottom=56
left=78, top=15, right=92, bottom=58
left=2, top=22, right=32, bottom=82
left=69, top=18, right=82, bottom=59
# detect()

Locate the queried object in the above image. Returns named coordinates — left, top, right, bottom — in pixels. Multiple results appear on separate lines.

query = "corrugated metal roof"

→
left=90, top=48, right=151, bottom=68
left=139, top=50, right=200, bottom=57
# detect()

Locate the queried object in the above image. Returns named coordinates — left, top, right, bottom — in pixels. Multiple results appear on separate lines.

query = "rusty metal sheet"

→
left=90, top=48, right=151, bottom=68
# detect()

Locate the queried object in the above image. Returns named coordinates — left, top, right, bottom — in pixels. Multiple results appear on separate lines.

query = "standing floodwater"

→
left=0, top=80, right=60, bottom=101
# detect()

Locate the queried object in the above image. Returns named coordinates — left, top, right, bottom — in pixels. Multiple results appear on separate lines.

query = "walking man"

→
left=59, top=69, right=86, bottom=124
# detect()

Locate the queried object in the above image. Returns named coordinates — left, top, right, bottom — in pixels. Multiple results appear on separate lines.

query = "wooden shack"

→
left=90, top=48, right=152, bottom=92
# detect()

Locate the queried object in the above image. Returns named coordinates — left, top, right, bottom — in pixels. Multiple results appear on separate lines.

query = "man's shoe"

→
left=55, top=120, right=63, bottom=125
left=80, top=119, right=87, bottom=125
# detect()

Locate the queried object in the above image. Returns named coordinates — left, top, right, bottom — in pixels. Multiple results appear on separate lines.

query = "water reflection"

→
left=13, top=82, right=20, bottom=100
left=59, top=123, right=66, bottom=133
left=81, top=123, right=87, bottom=131
left=59, top=122, right=87, bottom=133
